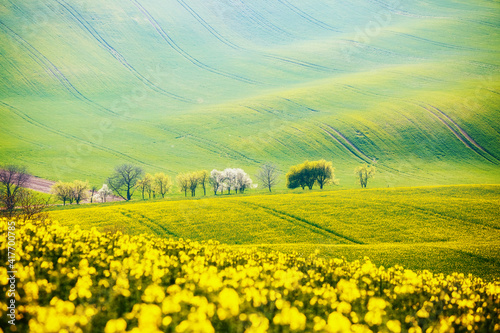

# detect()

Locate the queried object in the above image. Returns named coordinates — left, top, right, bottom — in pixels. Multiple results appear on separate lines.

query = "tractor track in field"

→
left=393, top=32, right=476, bottom=51
left=54, top=0, right=194, bottom=104
left=118, top=208, right=177, bottom=237
left=281, top=98, right=320, bottom=112
left=130, top=0, right=259, bottom=85
left=236, top=0, right=294, bottom=40
left=180, top=0, right=337, bottom=73
left=183, top=134, right=261, bottom=165
left=276, top=0, right=340, bottom=32
left=239, top=201, right=363, bottom=245
left=176, top=0, right=239, bottom=50
left=262, top=54, right=337, bottom=73
left=363, top=198, right=500, bottom=231
left=320, top=123, right=436, bottom=182
left=418, top=104, right=500, bottom=164
left=321, top=125, right=373, bottom=163
left=0, top=20, right=120, bottom=118
left=179, top=1, right=336, bottom=73
left=0, top=101, right=164, bottom=170
left=366, top=0, right=448, bottom=19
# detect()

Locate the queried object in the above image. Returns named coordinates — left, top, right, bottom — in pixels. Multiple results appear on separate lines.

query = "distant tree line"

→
left=1, top=159, right=377, bottom=215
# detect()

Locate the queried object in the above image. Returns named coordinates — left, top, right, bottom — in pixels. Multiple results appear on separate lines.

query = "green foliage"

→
left=354, top=164, right=376, bottom=188
left=153, top=172, right=173, bottom=198
left=286, top=160, right=336, bottom=190
left=51, top=180, right=89, bottom=205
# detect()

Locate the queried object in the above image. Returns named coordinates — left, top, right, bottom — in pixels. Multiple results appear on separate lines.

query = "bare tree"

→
left=16, top=189, right=52, bottom=222
left=0, top=165, right=31, bottom=216
left=107, top=164, right=143, bottom=201
left=256, top=163, right=280, bottom=192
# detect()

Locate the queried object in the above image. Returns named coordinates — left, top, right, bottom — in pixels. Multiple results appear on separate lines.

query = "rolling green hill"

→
left=49, top=185, right=500, bottom=280
left=1, top=0, right=499, bottom=187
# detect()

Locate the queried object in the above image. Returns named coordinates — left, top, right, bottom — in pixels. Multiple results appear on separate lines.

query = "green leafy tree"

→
left=355, top=164, right=376, bottom=188
left=154, top=173, right=172, bottom=198
left=51, top=181, right=74, bottom=205
left=71, top=180, right=89, bottom=204
left=176, top=173, right=189, bottom=197
left=187, top=172, right=199, bottom=197
left=136, top=174, right=154, bottom=200
left=286, top=160, right=337, bottom=190
left=197, top=170, right=209, bottom=196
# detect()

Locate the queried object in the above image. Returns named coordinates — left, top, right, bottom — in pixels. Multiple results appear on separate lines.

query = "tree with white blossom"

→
left=94, top=184, right=113, bottom=203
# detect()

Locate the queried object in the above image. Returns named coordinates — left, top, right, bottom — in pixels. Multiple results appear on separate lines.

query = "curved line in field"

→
left=322, top=125, right=373, bottom=163
left=129, top=0, right=259, bottom=85
left=236, top=0, right=294, bottom=39
left=183, top=134, right=261, bottom=165
left=176, top=0, right=239, bottom=50
left=120, top=208, right=179, bottom=238
left=363, top=197, right=500, bottom=232
left=427, top=105, right=499, bottom=160
left=447, top=247, right=500, bottom=267
left=0, top=101, right=162, bottom=169
left=280, top=98, right=320, bottom=112
left=176, top=0, right=338, bottom=73
left=320, top=123, right=436, bottom=181
left=240, top=201, right=363, bottom=244
left=276, top=0, right=340, bottom=32
left=393, top=32, right=476, bottom=51
left=366, top=0, right=450, bottom=19
left=418, top=104, right=499, bottom=164
left=0, top=20, right=124, bottom=118
left=54, top=0, right=195, bottom=103
left=55, top=0, right=195, bottom=103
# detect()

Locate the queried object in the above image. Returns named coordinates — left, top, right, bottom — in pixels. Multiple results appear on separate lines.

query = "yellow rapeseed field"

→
left=1, top=219, right=499, bottom=332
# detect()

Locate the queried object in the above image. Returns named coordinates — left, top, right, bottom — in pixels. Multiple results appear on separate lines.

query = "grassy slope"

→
left=49, top=185, right=500, bottom=280
left=0, top=0, right=499, bottom=187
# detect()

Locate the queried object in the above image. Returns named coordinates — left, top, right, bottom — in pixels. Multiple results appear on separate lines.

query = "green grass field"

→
left=49, top=185, right=500, bottom=281
left=1, top=0, right=499, bottom=187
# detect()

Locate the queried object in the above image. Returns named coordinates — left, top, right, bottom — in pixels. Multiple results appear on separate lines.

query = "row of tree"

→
left=107, top=165, right=261, bottom=200
left=1, top=161, right=376, bottom=214
left=285, top=160, right=376, bottom=190
left=50, top=181, right=113, bottom=205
